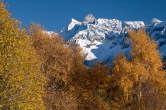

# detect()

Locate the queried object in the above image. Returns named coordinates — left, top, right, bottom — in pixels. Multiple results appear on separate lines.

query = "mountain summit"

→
left=61, top=15, right=166, bottom=65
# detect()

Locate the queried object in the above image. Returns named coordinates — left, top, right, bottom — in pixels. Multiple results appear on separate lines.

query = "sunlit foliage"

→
left=110, top=30, right=166, bottom=110
left=0, top=1, right=46, bottom=110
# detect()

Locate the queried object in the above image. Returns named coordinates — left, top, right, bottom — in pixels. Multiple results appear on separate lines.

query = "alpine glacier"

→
left=61, top=15, right=166, bottom=65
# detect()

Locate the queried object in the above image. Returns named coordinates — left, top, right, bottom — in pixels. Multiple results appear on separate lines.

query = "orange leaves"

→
left=110, top=30, right=166, bottom=110
left=30, top=24, right=86, bottom=110
left=29, top=24, right=114, bottom=110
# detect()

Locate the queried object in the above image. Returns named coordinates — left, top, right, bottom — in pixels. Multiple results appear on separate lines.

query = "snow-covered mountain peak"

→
left=68, top=18, right=81, bottom=31
left=97, top=18, right=122, bottom=32
left=60, top=15, right=166, bottom=65
left=123, top=21, right=145, bottom=30
left=62, top=16, right=145, bottom=42
left=150, top=18, right=163, bottom=25
left=83, top=14, right=97, bottom=24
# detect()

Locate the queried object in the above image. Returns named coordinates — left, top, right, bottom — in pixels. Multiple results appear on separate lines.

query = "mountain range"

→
left=59, top=14, right=166, bottom=65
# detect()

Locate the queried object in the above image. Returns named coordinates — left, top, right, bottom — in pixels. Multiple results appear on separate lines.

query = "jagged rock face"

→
left=61, top=15, right=166, bottom=65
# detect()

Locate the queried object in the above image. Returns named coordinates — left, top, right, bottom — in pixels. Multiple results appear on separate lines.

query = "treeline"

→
left=0, top=1, right=166, bottom=110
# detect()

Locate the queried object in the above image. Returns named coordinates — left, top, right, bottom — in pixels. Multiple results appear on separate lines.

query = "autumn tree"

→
left=68, top=62, right=112, bottom=110
left=110, top=30, right=166, bottom=110
left=29, top=24, right=114, bottom=110
left=0, top=1, right=46, bottom=109
left=29, top=24, right=85, bottom=110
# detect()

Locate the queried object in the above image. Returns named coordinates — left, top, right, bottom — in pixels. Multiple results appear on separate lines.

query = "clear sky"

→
left=5, top=0, right=166, bottom=32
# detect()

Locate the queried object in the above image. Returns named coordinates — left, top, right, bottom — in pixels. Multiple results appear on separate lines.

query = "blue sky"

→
left=5, top=0, right=166, bottom=32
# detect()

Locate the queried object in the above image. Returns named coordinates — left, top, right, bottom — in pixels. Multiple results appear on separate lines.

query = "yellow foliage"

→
left=30, top=24, right=85, bottom=110
left=110, top=30, right=166, bottom=110
left=29, top=24, right=113, bottom=110
left=0, top=1, right=46, bottom=110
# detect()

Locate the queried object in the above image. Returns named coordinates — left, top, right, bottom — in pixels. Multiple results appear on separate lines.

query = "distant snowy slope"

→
left=60, top=15, right=166, bottom=65
left=147, top=18, right=166, bottom=60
